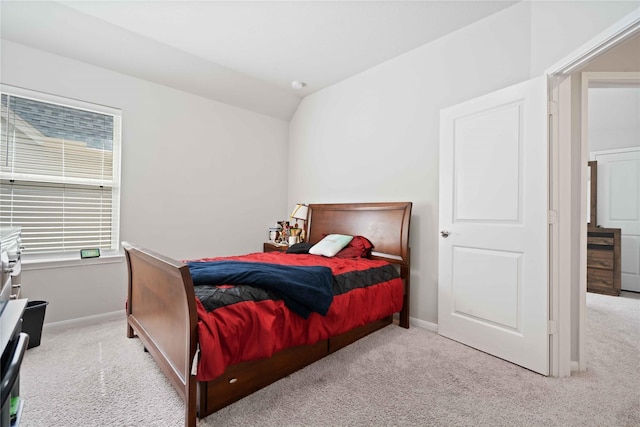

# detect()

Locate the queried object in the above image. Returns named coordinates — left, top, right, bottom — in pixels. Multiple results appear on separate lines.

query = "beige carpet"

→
left=19, top=292, right=640, bottom=427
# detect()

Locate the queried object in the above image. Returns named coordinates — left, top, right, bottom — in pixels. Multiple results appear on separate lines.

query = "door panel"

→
left=593, top=148, right=640, bottom=291
left=452, top=247, right=522, bottom=329
left=454, top=103, right=522, bottom=221
left=439, top=76, right=549, bottom=375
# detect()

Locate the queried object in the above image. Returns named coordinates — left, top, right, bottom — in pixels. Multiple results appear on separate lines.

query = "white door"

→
left=438, top=76, right=549, bottom=375
left=592, top=148, right=640, bottom=292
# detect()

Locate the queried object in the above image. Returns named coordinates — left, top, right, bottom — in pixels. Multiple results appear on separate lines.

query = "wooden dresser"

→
left=587, top=227, right=621, bottom=296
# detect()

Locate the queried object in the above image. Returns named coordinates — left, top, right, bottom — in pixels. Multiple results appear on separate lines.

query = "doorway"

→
left=436, top=11, right=640, bottom=379
left=548, top=17, right=640, bottom=374
left=586, top=77, right=640, bottom=293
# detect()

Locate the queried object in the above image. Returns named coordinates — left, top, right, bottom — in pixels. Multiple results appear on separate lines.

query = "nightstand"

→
left=263, top=242, right=288, bottom=253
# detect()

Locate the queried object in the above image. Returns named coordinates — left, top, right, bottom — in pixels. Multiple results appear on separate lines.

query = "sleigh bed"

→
left=123, top=202, right=412, bottom=427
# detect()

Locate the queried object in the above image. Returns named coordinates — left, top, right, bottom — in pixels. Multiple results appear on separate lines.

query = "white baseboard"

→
left=410, top=317, right=438, bottom=333
left=43, top=311, right=437, bottom=334
left=43, top=310, right=125, bottom=333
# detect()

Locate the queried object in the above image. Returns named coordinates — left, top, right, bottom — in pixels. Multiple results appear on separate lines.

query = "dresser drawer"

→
left=587, top=267, right=614, bottom=287
left=587, top=249, right=614, bottom=270
left=587, top=235, right=614, bottom=246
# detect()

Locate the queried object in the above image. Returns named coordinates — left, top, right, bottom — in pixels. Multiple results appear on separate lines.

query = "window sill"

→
left=22, top=254, right=125, bottom=271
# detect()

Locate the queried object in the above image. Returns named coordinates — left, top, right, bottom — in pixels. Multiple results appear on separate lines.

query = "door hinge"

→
left=548, top=101, right=558, bottom=115
left=547, top=210, right=558, bottom=224
left=548, top=320, right=558, bottom=335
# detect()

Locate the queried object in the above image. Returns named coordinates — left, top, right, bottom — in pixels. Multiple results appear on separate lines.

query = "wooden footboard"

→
left=123, top=242, right=198, bottom=427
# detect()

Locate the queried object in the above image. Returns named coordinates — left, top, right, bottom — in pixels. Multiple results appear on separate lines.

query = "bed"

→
left=123, top=201, right=412, bottom=427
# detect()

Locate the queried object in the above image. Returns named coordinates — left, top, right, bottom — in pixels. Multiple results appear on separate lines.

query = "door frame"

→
left=546, top=9, right=640, bottom=375
left=580, top=73, right=640, bottom=368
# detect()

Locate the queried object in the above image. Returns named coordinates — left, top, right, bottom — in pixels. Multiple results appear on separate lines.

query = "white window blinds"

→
left=1, top=87, right=121, bottom=256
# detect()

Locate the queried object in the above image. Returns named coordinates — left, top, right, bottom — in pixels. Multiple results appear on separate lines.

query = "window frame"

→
left=1, top=84, right=122, bottom=265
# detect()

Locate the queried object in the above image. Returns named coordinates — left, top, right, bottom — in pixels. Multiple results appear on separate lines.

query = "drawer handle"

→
left=229, top=378, right=237, bottom=384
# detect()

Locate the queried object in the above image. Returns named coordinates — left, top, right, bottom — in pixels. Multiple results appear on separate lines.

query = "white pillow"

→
left=309, top=234, right=354, bottom=257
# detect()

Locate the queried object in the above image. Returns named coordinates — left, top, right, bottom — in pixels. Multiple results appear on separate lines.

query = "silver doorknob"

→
left=440, top=230, right=450, bottom=238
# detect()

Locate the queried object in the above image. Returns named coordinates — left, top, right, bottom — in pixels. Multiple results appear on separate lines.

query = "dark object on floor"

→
left=23, top=300, right=48, bottom=349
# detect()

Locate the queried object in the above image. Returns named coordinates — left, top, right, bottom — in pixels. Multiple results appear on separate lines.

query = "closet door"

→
left=592, top=148, right=640, bottom=292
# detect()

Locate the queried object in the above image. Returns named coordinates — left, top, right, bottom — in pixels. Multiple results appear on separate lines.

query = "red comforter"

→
left=192, top=252, right=404, bottom=381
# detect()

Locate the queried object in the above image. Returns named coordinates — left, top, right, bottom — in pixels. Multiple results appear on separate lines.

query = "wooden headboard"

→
left=306, top=202, right=412, bottom=267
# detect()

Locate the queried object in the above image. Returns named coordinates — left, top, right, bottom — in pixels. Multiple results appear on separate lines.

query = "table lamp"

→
left=289, top=204, right=309, bottom=243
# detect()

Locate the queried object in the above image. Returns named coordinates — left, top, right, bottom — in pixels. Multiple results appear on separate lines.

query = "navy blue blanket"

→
left=187, top=261, right=334, bottom=318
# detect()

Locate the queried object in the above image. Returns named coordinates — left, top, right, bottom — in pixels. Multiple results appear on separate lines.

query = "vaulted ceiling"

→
left=1, top=1, right=519, bottom=119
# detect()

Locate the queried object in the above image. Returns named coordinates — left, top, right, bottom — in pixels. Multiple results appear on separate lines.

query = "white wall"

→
left=589, top=87, right=640, bottom=152
left=1, top=40, right=289, bottom=323
left=289, top=3, right=532, bottom=324
left=288, top=1, right=638, bottom=326
left=530, top=1, right=640, bottom=77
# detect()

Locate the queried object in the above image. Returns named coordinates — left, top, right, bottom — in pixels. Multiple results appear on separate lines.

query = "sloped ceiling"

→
left=1, top=1, right=519, bottom=120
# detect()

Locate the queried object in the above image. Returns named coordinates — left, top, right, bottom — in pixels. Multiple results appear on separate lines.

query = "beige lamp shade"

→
left=290, top=204, right=309, bottom=221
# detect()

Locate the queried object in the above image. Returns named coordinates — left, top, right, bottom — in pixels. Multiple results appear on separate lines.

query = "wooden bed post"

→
left=400, top=262, right=410, bottom=329
left=124, top=245, right=135, bottom=339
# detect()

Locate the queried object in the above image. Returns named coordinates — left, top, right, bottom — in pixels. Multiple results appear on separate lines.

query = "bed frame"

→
left=123, top=201, right=412, bottom=427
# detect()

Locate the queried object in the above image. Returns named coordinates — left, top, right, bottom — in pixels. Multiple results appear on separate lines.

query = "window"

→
left=1, top=85, right=121, bottom=259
